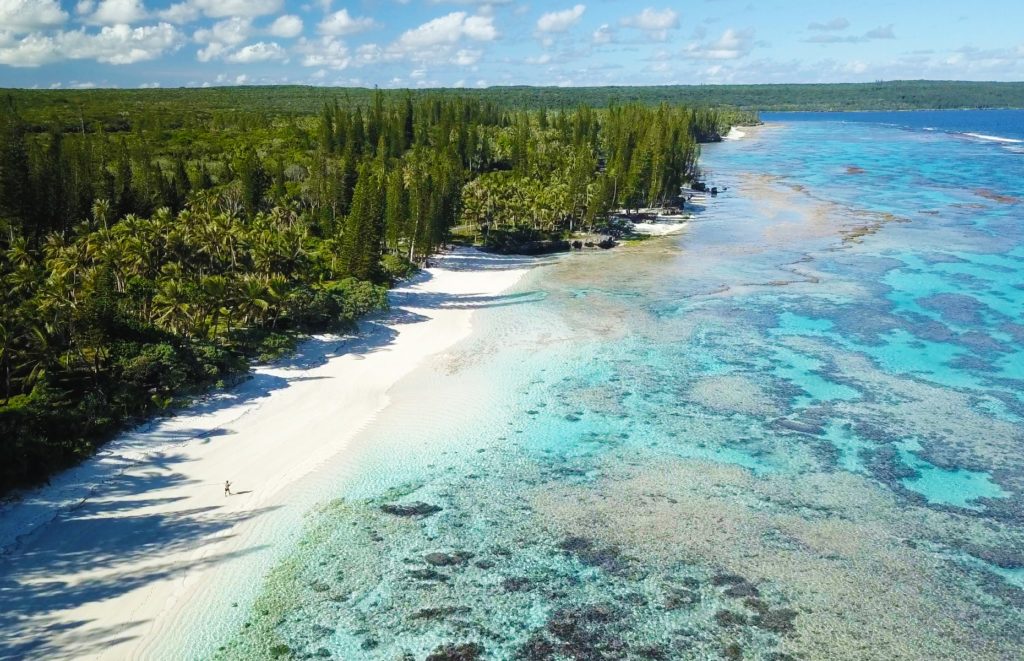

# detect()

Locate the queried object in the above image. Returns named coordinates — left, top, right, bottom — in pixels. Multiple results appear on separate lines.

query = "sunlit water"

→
left=213, top=113, right=1024, bottom=660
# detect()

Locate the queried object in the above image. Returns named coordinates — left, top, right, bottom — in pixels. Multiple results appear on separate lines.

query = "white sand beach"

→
left=0, top=248, right=535, bottom=660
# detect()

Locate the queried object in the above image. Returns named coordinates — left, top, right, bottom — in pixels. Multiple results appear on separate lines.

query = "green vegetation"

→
left=0, top=90, right=747, bottom=493
left=3, top=81, right=1021, bottom=128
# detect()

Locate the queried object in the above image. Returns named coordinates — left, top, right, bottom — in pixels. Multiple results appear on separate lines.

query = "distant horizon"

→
left=4, top=79, right=1024, bottom=92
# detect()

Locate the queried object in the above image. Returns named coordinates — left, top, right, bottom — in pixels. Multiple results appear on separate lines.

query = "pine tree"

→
left=0, top=105, right=34, bottom=238
left=384, top=166, right=408, bottom=252
left=271, top=158, right=287, bottom=202
left=172, top=156, right=191, bottom=210
left=236, top=148, right=268, bottom=217
left=402, top=93, right=415, bottom=151
left=319, top=105, right=335, bottom=154
left=339, top=160, right=384, bottom=281
left=350, top=107, right=366, bottom=156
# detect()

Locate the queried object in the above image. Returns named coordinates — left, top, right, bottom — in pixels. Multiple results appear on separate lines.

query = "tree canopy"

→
left=0, top=89, right=748, bottom=493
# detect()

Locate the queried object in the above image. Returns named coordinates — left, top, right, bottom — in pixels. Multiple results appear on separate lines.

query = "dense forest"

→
left=4, top=81, right=1022, bottom=127
left=0, top=90, right=748, bottom=492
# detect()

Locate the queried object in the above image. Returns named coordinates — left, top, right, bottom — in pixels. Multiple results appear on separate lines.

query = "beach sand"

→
left=0, top=248, right=534, bottom=660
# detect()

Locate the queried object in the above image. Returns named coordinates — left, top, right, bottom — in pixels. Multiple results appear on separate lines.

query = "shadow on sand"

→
left=0, top=250, right=542, bottom=658
left=0, top=452, right=276, bottom=658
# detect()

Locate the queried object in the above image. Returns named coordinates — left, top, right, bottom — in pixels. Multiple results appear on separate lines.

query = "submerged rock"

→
left=408, top=568, right=449, bottom=582
left=774, top=418, right=823, bottom=435
left=425, top=642, right=485, bottom=661
left=308, top=624, right=333, bottom=638
left=501, top=576, right=532, bottom=592
left=424, top=551, right=474, bottom=566
left=711, top=573, right=746, bottom=587
left=518, top=603, right=649, bottom=658
left=723, top=580, right=760, bottom=598
left=754, top=608, right=799, bottom=635
left=662, top=588, right=700, bottom=610
left=714, top=610, right=747, bottom=627
left=558, top=536, right=631, bottom=574
left=380, top=502, right=442, bottom=517
left=410, top=606, right=471, bottom=621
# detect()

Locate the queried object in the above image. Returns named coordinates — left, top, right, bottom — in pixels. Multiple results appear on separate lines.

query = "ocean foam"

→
left=963, top=132, right=1024, bottom=144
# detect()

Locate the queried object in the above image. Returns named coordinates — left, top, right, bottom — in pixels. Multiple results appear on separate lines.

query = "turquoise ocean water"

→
left=216, top=113, right=1024, bottom=660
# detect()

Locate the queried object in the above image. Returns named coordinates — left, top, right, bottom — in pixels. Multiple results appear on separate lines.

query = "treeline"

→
left=4, top=80, right=1021, bottom=127
left=0, top=91, right=739, bottom=492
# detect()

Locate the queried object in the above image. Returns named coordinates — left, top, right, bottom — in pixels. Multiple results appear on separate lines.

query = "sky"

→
left=1, top=0, right=1023, bottom=89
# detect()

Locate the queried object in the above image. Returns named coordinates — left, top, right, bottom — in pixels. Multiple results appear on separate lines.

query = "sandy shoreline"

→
left=0, top=248, right=535, bottom=660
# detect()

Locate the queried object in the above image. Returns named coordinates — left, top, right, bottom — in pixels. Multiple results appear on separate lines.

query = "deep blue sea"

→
left=763, top=109, right=1024, bottom=147
left=213, top=111, right=1024, bottom=660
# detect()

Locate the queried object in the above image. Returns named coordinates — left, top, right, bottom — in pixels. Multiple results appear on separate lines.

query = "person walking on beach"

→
left=224, top=480, right=232, bottom=496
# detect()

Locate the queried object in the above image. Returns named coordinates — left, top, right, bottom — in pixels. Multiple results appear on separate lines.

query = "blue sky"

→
left=1, top=0, right=1023, bottom=89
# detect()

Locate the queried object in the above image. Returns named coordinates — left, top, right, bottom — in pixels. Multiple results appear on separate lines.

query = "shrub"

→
left=380, top=253, right=418, bottom=283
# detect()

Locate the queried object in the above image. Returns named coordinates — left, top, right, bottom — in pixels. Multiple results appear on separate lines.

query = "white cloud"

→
left=0, top=0, right=68, bottom=33
left=452, top=47, right=481, bottom=65
left=194, top=16, right=251, bottom=61
left=0, top=33, right=62, bottom=66
left=75, top=0, right=95, bottom=15
left=191, top=0, right=282, bottom=19
left=463, top=15, right=497, bottom=41
left=226, top=40, right=286, bottom=62
left=592, top=23, right=614, bottom=44
left=87, top=0, right=148, bottom=25
left=620, top=7, right=679, bottom=40
left=396, top=12, right=496, bottom=51
left=64, top=22, right=181, bottom=63
left=157, top=2, right=198, bottom=24
left=352, top=42, right=381, bottom=65
left=0, top=21, right=182, bottom=67
left=808, top=18, right=849, bottom=31
left=537, top=4, right=585, bottom=33
left=268, top=14, right=302, bottom=38
left=296, top=35, right=349, bottom=69
left=139, top=81, right=160, bottom=87
left=199, top=17, right=252, bottom=45
left=683, top=28, right=755, bottom=60
left=349, top=42, right=376, bottom=63
left=318, top=8, right=374, bottom=36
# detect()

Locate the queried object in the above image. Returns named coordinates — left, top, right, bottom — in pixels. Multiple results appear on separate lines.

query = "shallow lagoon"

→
left=216, top=115, right=1024, bottom=660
